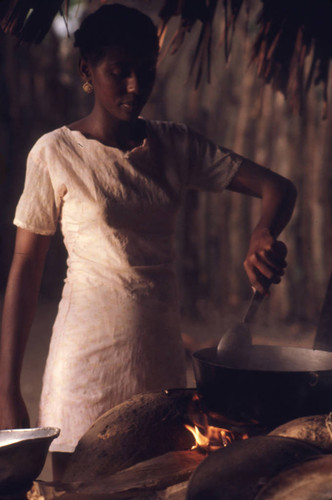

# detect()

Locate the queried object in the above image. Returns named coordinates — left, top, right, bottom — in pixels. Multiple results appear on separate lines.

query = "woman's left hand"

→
left=244, top=227, right=288, bottom=295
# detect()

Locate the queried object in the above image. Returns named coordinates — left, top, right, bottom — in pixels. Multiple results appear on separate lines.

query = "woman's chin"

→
left=119, top=104, right=142, bottom=121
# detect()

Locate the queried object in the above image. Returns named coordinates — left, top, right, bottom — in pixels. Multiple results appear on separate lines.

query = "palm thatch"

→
left=0, top=0, right=70, bottom=43
left=251, top=0, right=332, bottom=116
left=159, top=0, right=248, bottom=87
left=158, top=0, right=332, bottom=116
left=158, top=0, right=219, bottom=87
left=0, top=0, right=331, bottom=115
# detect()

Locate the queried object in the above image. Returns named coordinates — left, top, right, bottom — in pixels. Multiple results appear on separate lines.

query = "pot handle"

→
left=308, top=372, right=319, bottom=387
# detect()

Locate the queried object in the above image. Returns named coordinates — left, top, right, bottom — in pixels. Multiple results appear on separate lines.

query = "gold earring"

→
left=82, top=81, right=93, bottom=94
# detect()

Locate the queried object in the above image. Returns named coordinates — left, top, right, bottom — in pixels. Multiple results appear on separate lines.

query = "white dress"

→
left=14, top=120, right=243, bottom=452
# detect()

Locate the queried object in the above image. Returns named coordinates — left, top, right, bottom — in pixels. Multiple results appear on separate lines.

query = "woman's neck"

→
left=68, top=110, right=146, bottom=151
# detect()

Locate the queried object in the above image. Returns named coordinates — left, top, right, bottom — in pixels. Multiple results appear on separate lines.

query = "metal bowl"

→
left=0, top=427, right=60, bottom=491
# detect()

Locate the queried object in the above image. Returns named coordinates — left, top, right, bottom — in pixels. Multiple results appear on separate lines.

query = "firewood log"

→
left=186, top=436, right=322, bottom=500
left=269, top=413, right=332, bottom=451
left=33, top=451, right=205, bottom=499
left=63, top=389, right=196, bottom=482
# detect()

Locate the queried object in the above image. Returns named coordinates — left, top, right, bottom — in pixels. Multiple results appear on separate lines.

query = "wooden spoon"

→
left=216, top=289, right=265, bottom=364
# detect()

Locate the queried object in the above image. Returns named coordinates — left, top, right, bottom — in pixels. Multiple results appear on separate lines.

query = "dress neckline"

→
left=62, top=119, right=150, bottom=156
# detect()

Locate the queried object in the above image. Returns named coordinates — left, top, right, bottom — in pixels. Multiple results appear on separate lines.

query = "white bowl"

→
left=0, top=427, right=60, bottom=491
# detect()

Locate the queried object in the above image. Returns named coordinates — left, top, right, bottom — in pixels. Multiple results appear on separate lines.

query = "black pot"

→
left=192, top=345, right=332, bottom=427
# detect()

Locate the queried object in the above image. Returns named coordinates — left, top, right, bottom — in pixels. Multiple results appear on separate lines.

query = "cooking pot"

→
left=192, top=345, right=332, bottom=428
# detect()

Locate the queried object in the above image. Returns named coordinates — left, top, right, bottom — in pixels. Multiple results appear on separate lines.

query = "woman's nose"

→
left=126, top=72, right=139, bottom=94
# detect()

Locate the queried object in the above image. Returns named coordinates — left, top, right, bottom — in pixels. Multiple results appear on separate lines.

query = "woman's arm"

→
left=227, top=159, right=297, bottom=295
left=0, top=228, right=51, bottom=429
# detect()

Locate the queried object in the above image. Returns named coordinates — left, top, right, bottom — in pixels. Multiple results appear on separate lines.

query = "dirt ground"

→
left=0, top=294, right=317, bottom=481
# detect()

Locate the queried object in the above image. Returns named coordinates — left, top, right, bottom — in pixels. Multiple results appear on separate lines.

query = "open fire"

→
left=185, top=414, right=249, bottom=453
left=47, top=390, right=260, bottom=498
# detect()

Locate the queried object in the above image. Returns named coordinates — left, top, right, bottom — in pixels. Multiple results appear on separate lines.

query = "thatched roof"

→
left=1, top=0, right=331, bottom=116
left=158, top=0, right=332, bottom=117
left=0, top=0, right=69, bottom=43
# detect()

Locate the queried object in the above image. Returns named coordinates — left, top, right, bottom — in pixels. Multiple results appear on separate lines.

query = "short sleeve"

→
left=13, top=148, right=60, bottom=235
left=185, top=127, right=243, bottom=192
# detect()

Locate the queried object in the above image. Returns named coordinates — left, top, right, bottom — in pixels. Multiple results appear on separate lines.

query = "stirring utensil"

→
left=217, top=289, right=265, bottom=364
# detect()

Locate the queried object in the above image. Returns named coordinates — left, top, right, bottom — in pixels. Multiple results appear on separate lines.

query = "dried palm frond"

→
left=158, top=0, right=209, bottom=56
left=223, top=0, right=248, bottom=62
left=159, top=0, right=244, bottom=87
left=158, top=0, right=332, bottom=116
left=251, top=0, right=332, bottom=116
left=0, top=0, right=70, bottom=44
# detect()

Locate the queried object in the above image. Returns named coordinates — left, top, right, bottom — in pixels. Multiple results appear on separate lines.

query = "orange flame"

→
left=185, top=424, right=210, bottom=450
left=185, top=394, right=249, bottom=452
left=185, top=422, right=248, bottom=452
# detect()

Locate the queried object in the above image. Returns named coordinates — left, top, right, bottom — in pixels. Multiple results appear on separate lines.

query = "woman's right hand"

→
left=243, top=228, right=288, bottom=295
left=0, top=391, right=30, bottom=430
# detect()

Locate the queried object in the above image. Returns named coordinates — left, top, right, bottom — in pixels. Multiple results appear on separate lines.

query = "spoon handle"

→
left=242, top=290, right=265, bottom=324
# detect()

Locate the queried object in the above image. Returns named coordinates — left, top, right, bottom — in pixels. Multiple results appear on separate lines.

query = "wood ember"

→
left=63, top=390, right=197, bottom=483
left=269, top=413, right=332, bottom=452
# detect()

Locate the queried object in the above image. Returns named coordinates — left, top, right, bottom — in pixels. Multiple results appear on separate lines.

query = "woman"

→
left=0, top=4, right=296, bottom=479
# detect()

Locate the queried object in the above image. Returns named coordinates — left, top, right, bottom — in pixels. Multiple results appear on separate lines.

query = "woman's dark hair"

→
left=74, top=4, right=159, bottom=64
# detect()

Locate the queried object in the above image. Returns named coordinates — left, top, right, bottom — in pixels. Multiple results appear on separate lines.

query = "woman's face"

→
left=81, top=45, right=157, bottom=122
